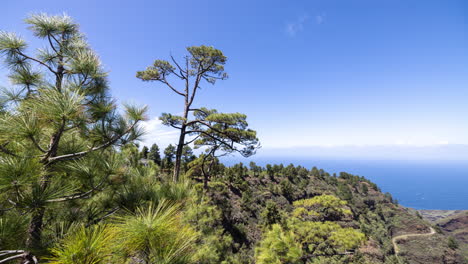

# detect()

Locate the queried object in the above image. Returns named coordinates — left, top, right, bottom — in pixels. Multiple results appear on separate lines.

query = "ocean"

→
left=222, top=157, right=468, bottom=210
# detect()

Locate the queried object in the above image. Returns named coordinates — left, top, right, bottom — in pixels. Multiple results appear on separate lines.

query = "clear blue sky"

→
left=1, top=0, right=468, bottom=149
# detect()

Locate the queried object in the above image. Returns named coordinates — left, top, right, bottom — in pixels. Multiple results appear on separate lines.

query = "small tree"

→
left=140, top=146, right=149, bottom=159
left=448, top=236, right=459, bottom=250
left=162, top=144, right=176, bottom=171
left=181, top=145, right=196, bottom=172
left=148, top=143, right=161, bottom=165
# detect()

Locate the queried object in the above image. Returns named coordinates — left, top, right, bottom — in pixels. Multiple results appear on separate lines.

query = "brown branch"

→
left=29, top=135, right=47, bottom=153
left=188, top=66, right=202, bottom=107
left=187, top=120, right=232, bottom=138
left=47, top=34, right=59, bottom=54
left=42, top=117, right=67, bottom=162
left=16, top=49, right=57, bottom=75
left=184, top=134, right=201, bottom=145
left=170, top=54, right=187, bottom=78
left=0, top=206, right=14, bottom=212
left=45, top=181, right=104, bottom=203
left=86, top=207, right=120, bottom=227
left=162, top=77, right=185, bottom=96
left=185, top=130, right=234, bottom=150
left=79, top=73, right=89, bottom=87
left=0, top=143, right=17, bottom=157
left=47, top=121, right=139, bottom=164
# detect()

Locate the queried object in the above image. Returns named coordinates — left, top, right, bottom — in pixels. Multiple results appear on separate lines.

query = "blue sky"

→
left=1, top=0, right=468, bottom=152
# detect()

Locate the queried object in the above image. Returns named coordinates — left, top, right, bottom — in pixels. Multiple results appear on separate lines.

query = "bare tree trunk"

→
left=173, top=124, right=186, bottom=182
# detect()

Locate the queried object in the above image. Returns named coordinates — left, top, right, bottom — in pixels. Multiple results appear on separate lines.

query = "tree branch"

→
left=42, top=117, right=67, bottom=162
left=162, top=77, right=185, bottom=97
left=15, top=49, right=57, bottom=75
left=184, top=134, right=201, bottom=145
left=0, top=250, right=24, bottom=258
left=29, top=135, right=47, bottom=153
left=0, top=143, right=17, bottom=157
left=47, top=34, right=59, bottom=54
left=86, top=207, right=120, bottom=227
left=170, top=54, right=187, bottom=79
left=46, top=179, right=105, bottom=203
left=0, top=251, right=37, bottom=264
left=47, top=121, right=139, bottom=164
left=185, top=130, right=234, bottom=150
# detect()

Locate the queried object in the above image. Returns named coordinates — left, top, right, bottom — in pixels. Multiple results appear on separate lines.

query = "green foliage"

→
left=162, top=144, right=176, bottom=170
left=256, top=194, right=365, bottom=263
left=260, top=201, right=283, bottom=228
left=448, top=236, right=459, bottom=250
left=0, top=212, right=29, bottom=249
left=48, top=225, right=114, bottom=264
left=255, top=224, right=303, bottom=264
left=113, top=201, right=198, bottom=264
left=148, top=143, right=161, bottom=165
left=192, top=108, right=259, bottom=158
left=292, top=221, right=365, bottom=256
left=292, top=195, right=352, bottom=221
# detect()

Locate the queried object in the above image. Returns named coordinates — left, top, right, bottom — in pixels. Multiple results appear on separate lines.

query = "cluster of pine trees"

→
left=0, top=13, right=463, bottom=264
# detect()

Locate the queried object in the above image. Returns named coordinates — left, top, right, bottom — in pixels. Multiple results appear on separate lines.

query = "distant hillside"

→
left=191, top=162, right=466, bottom=263
left=419, top=210, right=468, bottom=261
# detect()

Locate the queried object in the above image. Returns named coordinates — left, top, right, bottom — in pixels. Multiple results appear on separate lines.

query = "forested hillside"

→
left=0, top=13, right=465, bottom=264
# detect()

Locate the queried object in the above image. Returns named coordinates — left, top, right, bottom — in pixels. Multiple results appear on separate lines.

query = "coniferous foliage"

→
left=0, top=13, right=146, bottom=260
left=148, top=143, right=162, bottom=165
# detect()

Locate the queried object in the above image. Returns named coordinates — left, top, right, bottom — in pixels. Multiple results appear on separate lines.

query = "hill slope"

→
left=190, top=162, right=466, bottom=263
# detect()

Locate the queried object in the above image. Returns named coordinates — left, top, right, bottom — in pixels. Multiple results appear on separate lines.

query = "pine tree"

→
left=0, top=13, right=146, bottom=255
left=162, top=144, right=176, bottom=170
left=148, top=143, right=161, bottom=165
left=137, top=46, right=258, bottom=182
left=140, top=146, right=149, bottom=159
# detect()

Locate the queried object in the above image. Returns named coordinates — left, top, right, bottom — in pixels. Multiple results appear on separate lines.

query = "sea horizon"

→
left=222, top=156, right=468, bottom=211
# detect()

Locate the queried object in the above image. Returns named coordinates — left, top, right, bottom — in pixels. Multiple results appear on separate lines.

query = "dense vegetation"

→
left=0, top=14, right=465, bottom=264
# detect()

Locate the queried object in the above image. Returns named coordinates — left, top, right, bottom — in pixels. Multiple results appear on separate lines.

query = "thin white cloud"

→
left=285, top=15, right=309, bottom=36
left=139, top=116, right=179, bottom=148
left=315, top=14, right=325, bottom=25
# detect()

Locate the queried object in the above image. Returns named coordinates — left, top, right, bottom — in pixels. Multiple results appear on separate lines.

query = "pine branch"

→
left=47, top=121, right=139, bottom=164
left=15, top=49, right=57, bottom=75
left=29, top=135, right=47, bottom=153
left=162, top=77, right=185, bottom=96
left=45, top=180, right=104, bottom=203
left=0, top=143, right=17, bottom=157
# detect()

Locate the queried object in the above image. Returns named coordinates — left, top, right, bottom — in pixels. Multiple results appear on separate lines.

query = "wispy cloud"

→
left=285, top=15, right=309, bottom=36
left=139, top=117, right=179, bottom=148
left=285, top=13, right=325, bottom=37
left=315, top=14, right=325, bottom=25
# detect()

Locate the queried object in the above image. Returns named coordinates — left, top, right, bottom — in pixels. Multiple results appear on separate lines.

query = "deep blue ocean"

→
left=223, top=157, right=468, bottom=210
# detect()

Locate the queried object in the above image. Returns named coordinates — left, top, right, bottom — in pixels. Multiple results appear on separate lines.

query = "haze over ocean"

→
left=223, top=157, right=468, bottom=210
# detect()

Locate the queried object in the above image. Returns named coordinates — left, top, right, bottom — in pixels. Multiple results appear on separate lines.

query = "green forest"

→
left=0, top=14, right=465, bottom=264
